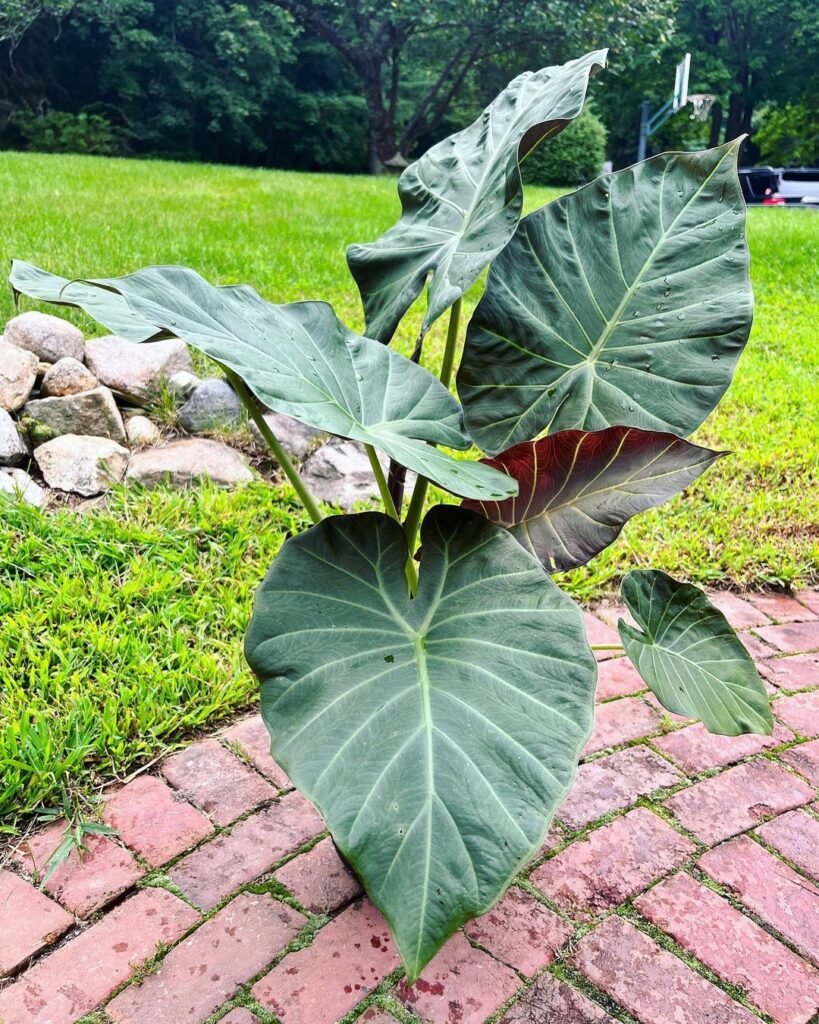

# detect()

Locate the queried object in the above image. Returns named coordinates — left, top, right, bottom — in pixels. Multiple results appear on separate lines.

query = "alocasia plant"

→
left=11, top=47, right=773, bottom=983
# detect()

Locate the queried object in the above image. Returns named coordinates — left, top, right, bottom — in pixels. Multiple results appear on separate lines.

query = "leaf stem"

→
left=223, top=368, right=324, bottom=526
left=366, top=444, right=399, bottom=521
left=438, top=296, right=462, bottom=391
left=590, top=644, right=625, bottom=651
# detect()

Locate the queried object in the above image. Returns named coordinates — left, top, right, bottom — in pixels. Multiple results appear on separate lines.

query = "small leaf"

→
left=619, top=570, right=772, bottom=736
left=459, top=141, right=753, bottom=454
left=9, top=262, right=515, bottom=502
left=245, top=505, right=597, bottom=980
left=347, top=49, right=607, bottom=342
left=463, top=427, right=726, bottom=572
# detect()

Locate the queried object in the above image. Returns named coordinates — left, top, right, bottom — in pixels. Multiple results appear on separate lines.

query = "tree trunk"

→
left=724, top=92, right=744, bottom=142
left=708, top=101, right=722, bottom=148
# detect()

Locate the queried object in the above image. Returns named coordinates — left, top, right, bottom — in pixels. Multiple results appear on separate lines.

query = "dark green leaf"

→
left=9, top=262, right=515, bottom=501
left=619, top=570, right=772, bottom=736
left=463, top=426, right=725, bottom=572
left=347, top=49, right=607, bottom=342
left=459, top=141, right=753, bottom=454
left=245, top=505, right=596, bottom=979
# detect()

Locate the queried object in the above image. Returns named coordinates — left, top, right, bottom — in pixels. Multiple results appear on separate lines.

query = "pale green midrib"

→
left=413, top=630, right=435, bottom=972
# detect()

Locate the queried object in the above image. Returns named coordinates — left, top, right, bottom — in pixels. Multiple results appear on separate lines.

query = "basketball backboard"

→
left=673, top=53, right=691, bottom=111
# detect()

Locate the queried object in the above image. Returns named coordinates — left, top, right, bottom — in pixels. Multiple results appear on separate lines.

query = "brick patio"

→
left=1, top=589, right=818, bottom=1024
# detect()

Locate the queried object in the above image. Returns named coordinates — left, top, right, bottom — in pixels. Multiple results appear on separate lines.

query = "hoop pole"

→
left=638, top=100, right=650, bottom=162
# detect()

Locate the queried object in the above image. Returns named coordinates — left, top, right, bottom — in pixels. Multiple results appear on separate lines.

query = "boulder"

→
left=126, top=438, right=254, bottom=489
left=84, top=336, right=192, bottom=404
left=166, top=370, right=201, bottom=402
left=0, top=340, right=38, bottom=412
left=250, top=410, right=326, bottom=462
left=5, top=311, right=85, bottom=363
left=178, top=379, right=244, bottom=433
left=34, top=434, right=129, bottom=496
left=0, top=409, right=28, bottom=465
left=23, top=386, right=127, bottom=446
left=301, top=439, right=386, bottom=509
left=125, top=414, right=161, bottom=447
left=0, top=468, right=46, bottom=508
left=41, top=357, right=99, bottom=397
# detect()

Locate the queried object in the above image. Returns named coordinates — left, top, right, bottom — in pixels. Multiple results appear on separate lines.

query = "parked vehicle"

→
left=739, top=166, right=819, bottom=205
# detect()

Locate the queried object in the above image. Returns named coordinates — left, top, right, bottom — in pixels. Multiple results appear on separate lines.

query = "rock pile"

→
left=1, top=310, right=391, bottom=510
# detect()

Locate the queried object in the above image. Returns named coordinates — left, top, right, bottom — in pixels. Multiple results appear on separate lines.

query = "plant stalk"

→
left=224, top=368, right=324, bottom=526
left=365, top=444, right=400, bottom=521
left=590, top=644, right=625, bottom=651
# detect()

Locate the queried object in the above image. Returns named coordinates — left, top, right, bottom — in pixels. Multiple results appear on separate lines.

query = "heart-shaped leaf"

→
left=463, top=427, right=726, bottom=572
left=619, top=570, right=772, bottom=736
left=459, top=141, right=752, bottom=454
left=347, top=49, right=607, bottom=343
left=244, top=505, right=596, bottom=980
left=9, top=262, right=515, bottom=502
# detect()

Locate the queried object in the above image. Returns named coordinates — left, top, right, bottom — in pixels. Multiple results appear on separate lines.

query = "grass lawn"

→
left=0, top=151, right=817, bottom=827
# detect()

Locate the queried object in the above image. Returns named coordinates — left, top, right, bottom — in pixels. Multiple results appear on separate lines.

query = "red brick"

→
left=699, top=835, right=819, bottom=965
left=761, top=653, right=819, bottom=690
left=595, top=657, right=645, bottom=700
left=0, top=870, right=73, bottom=976
left=221, top=715, right=291, bottom=788
left=162, top=738, right=277, bottom=825
left=219, top=1012, right=260, bottom=1024
left=500, top=974, right=617, bottom=1023
left=746, top=592, right=816, bottom=623
left=756, top=621, right=819, bottom=654
left=102, top=775, right=213, bottom=867
left=170, top=791, right=324, bottom=910
left=707, top=591, right=771, bottom=628
left=590, top=600, right=634, bottom=630
left=583, top=612, right=621, bottom=661
left=796, top=590, right=819, bottom=616
left=463, top=886, right=572, bottom=975
left=582, top=697, right=663, bottom=756
left=757, top=810, right=819, bottom=880
left=742, top=632, right=778, bottom=660
left=0, top=887, right=197, bottom=1024
left=14, top=824, right=142, bottom=918
left=358, top=1011, right=400, bottom=1024
left=557, top=747, right=683, bottom=829
left=635, top=872, right=819, bottom=1024
left=397, top=931, right=520, bottom=1024
left=252, top=899, right=400, bottom=1024
left=642, top=691, right=696, bottom=724
left=531, top=807, right=694, bottom=919
left=664, top=758, right=813, bottom=844
left=573, top=915, right=757, bottom=1024
left=653, top=721, right=794, bottom=774
left=774, top=691, right=819, bottom=736
left=274, top=836, right=362, bottom=913
left=779, top=738, right=819, bottom=784
left=107, top=893, right=306, bottom=1024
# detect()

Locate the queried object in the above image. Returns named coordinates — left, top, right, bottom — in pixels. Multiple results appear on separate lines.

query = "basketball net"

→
left=689, top=94, right=716, bottom=121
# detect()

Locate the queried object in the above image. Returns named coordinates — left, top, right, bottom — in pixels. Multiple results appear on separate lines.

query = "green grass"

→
left=0, top=151, right=817, bottom=826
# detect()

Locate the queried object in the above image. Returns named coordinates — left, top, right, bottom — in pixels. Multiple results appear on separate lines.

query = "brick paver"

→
left=5, top=586, right=818, bottom=1024
left=102, top=774, right=213, bottom=867
left=583, top=611, right=621, bottom=661
left=699, top=836, right=819, bottom=965
left=162, top=737, right=277, bottom=825
left=107, top=893, right=306, bottom=1024
left=0, top=870, right=73, bottom=976
left=664, top=758, right=814, bottom=843
left=573, top=915, right=758, bottom=1024
left=635, top=872, right=819, bottom=1024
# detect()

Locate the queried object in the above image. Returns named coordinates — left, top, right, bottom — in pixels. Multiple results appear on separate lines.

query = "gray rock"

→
left=84, top=336, right=192, bottom=404
left=41, top=357, right=99, bottom=397
left=301, top=438, right=387, bottom=509
left=166, top=370, right=201, bottom=402
left=23, top=386, right=127, bottom=446
left=178, top=379, right=245, bottom=433
left=126, top=439, right=254, bottom=489
left=0, top=340, right=38, bottom=412
left=5, top=311, right=85, bottom=363
left=250, top=411, right=326, bottom=461
left=0, top=468, right=46, bottom=508
left=34, top=434, right=129, bottom=496
left=0, top=409, right=28, bottom=465
left=125, top=415, right=161, bottom=447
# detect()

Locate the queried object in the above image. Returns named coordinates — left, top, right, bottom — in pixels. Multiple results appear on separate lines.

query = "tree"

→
left=273, top=0, right=675, bottom=172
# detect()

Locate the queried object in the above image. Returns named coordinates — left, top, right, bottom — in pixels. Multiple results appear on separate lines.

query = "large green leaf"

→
left=463, top=426, right=725, bottom=572
left=346, top=49, right=607, bottom=343
left=459, top=141, right=753, bottom=454
left=619, top=570, right=772, bottom=736
left=244, top=505, right=596, bottom=979
left=9, top=262, right=515, bottom=501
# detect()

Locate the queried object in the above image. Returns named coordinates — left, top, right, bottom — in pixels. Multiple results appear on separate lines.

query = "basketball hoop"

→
left=689, top=94, right=716, bottom=121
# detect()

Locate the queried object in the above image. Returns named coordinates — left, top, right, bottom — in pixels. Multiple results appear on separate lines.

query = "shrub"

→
left=13, top=110, right=124, bottom=156
left=754, top=102, right=819, bottom=166
left=522, top=108, right=607, bottom=186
